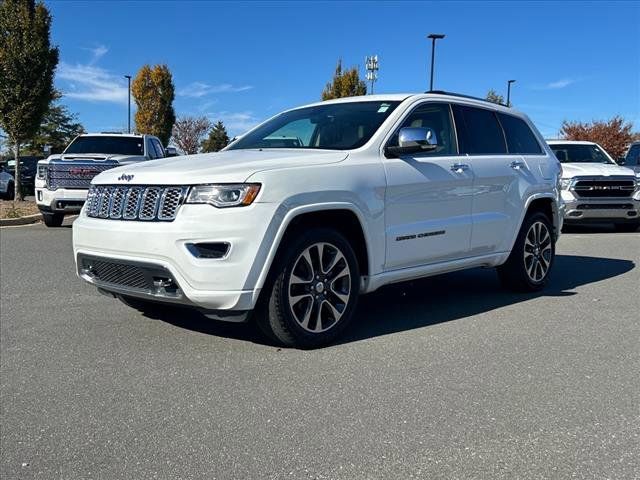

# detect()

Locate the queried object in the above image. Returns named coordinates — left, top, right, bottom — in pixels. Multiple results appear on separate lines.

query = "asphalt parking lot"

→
left=1, top=221, right=639, bottom=479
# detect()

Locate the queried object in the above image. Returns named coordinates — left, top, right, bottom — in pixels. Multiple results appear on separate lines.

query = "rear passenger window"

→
left=498, top=113, right=542, bottom=154
left=452, top=105, right=507, bottom=155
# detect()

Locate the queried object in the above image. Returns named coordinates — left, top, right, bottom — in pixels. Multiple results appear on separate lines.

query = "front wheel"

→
left=257, top=228, right=360, bottom=348
left=498, top=211, right=555, bottom=292
left=42, top=212, right=64, bottom=227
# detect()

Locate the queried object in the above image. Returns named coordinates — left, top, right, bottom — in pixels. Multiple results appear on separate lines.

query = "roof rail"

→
left=425, top=90, right=508, bottom=108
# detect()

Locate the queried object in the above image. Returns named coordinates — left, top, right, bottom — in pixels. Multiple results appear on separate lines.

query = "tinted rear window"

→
left=452, top=105, right=507, bottom=155
left=64, top=136, right=144, bottom=156
left=497, top=113, right=543, bottom=154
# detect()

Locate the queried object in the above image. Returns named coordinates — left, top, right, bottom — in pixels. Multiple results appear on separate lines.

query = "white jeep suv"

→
left=36, top=133, right=166, bottom=227
left=73, top=92, right=563, bottom=348
left=548, top=140, right=640, bottom=232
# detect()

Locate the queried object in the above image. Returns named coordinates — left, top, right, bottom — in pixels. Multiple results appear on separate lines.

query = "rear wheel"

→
left=614, top=222, right=639, bottom=233
left=42, top=212, right=64, bottom=227
left=498, top=211, right=555, bottom=292
left=257, top=228, right=360, bottom=348
left=3, top=182, right=15, bottom=200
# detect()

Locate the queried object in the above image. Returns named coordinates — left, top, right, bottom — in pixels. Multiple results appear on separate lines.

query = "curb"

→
left=0, top=213, right=43, bottom=227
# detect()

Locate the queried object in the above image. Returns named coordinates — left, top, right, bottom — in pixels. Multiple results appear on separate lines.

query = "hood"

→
left=43, top=153, right=143, bottom=163
left=91, top=149, right=348, bottom=185
left=561, top=162, right=635, bottom=178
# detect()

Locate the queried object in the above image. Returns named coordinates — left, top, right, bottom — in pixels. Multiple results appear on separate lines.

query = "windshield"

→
left=64, top=136, right=144, bottom=156
left=550, top=144, right=615, bottom=164
left=228, top=101, right=401, bottom=151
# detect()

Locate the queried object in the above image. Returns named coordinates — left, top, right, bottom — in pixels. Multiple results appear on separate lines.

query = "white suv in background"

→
left=36, top=133, right=166, bottom=227
left=548, top=140, right=640, bottom=232
left=73, top=92, right=563, bottom=348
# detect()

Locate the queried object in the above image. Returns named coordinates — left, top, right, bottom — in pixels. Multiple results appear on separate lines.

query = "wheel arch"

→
left=254, top=203, right=372, bottom=292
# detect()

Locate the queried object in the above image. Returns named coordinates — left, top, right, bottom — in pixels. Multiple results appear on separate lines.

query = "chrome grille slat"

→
left=572, top=177, right=636, bottom=198
left=47, top=161, right=120, bottom=190
left=86, top=185, right=187, bottom=221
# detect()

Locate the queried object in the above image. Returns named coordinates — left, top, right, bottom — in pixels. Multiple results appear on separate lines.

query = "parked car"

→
left=0, top=166, right=15, bottom=200
left=620, top=141, right=640, bottom=173
left=548, top=140, right=640, bottom=232
left=36, top=133, right=168, bottom=227
left=3, top=156, right=41, bottom=196
left=73, top=92, right=563, bottom=348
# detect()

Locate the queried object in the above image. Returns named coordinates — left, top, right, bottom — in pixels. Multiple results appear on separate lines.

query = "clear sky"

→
left=47, top=0, right=639, bottom=138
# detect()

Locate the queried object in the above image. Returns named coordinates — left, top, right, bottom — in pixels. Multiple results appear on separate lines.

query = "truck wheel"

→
left=614, top=222, right=639, bottom=232
left=42, top=212, right=64, bottom=227
left=257, top=228, right=360, bottom=348
left=497, top=211, right=555, bottom=292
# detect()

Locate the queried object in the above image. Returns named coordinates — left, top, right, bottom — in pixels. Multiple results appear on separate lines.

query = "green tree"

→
left=23, top=92, right=85, bottom=155
left=201, top=121, right=230, bottom=152
left=0, top=0, right=59, bottom=200
left=486, top=89, right=505, bottom=105
left=321, top=59, right=367, bottom=100
left=132, top=64, right=176, bottom=146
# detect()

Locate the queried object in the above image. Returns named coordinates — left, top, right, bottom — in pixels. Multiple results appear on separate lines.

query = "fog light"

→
left=186, top=242, right=230, bottom=259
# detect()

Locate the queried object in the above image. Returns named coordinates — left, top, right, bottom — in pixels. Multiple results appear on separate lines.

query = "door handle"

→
left=510, top=160, right=526, bottom=170
left=450, top=163, right=470, bottom=173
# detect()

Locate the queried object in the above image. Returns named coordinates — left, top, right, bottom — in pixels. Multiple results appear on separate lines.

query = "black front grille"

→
left=86, top=258, right=149, bottom=289
left=86, top=185, right=188, bottom=221
left=78, top=255, right=181, bottom=297
left=573, top=178, right=636, bottom=198
left=48, top=161, right=120, bottom=190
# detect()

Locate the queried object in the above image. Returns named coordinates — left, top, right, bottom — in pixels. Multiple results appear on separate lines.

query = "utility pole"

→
left=365, top=55, right=379, bottom=94
left=124, top=75, right=132, bottom=133
left=507, top=79, right=516, bottom=107
left=427, top=33, right=445, bottom=91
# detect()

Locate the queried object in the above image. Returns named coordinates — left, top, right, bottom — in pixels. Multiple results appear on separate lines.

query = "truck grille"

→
left=86, top=185, right=188, bottom=222
left=48, top=161, right=120, bottom=190
left=573, top=178, right=636, bottom=198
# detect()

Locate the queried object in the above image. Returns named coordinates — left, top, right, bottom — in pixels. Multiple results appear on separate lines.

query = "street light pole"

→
left=427, top=33, right=445, bottom=91
left=124, top=75, right=132, bottom=133
left=506, top=79, right=516, bottom=107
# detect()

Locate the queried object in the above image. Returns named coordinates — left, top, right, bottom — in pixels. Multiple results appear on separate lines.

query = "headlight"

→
left=559, top=178, right=572, bottom=190
left=186, top=184, right=261, bottom=208
left=37, top=164, right=48, bottom=180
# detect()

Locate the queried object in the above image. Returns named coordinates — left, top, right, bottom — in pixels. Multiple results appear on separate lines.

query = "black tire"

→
left=4, top=182, right=15, bottom=200
left=256, top=228, right=360, bottom=348
left=42, top=211, right=64, bottom=227
left=497, top=211, right=555, bottom=292
left=614, top=222, right=639, bottom=233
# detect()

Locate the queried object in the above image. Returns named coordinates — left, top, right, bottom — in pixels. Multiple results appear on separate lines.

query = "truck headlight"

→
left=559, top=178, right=572, bottom=190
left=186, top=184, right=261, bottom=208
left=37, top=164, right=48, bottom=180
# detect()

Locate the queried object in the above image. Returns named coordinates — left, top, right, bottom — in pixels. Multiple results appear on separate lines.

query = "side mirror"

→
left=165, top=146, right=179, bottom=157
left=385, top=127, right=438, bottom=157
left=617, top=157, right=626, bottom=165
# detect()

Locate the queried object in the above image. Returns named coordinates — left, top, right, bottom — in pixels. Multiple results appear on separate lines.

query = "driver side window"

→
left=387, top=103, right=457, bottom=155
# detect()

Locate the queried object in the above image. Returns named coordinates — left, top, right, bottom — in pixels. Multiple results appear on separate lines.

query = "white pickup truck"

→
left=548, top=140, right=640, bottom=232
left=36, top=133, right=166, bottom=227
left=73, top=92, right=564, bottom=348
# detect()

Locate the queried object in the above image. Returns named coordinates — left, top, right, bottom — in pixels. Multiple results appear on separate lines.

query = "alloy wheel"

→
left=287, top=242, right=351, bottom=333
left=523, top=221, right=552, bottom=282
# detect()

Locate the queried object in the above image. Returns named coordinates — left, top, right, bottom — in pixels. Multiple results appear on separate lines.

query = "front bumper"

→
left=36, top=186, right=87, bottom=213
left=73, top=202, right=280, bottom=312
left=561, top=190, right=640, bottom=223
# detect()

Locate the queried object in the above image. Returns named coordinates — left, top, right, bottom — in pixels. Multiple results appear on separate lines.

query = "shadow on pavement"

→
left=562, top=223, right=639, bottom=234
left=144, top=254, right=635, bottom=347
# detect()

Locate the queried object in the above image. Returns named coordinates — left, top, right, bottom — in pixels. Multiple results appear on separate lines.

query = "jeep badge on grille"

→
left=117, top=173, right=134, bottom=182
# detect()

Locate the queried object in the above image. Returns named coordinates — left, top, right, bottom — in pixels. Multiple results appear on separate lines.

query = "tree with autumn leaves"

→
left=132, top=64, right=176, bottom=146
left=321, top=60, right=366, bottom=100
left=560, top=116, right=639, bottom=160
